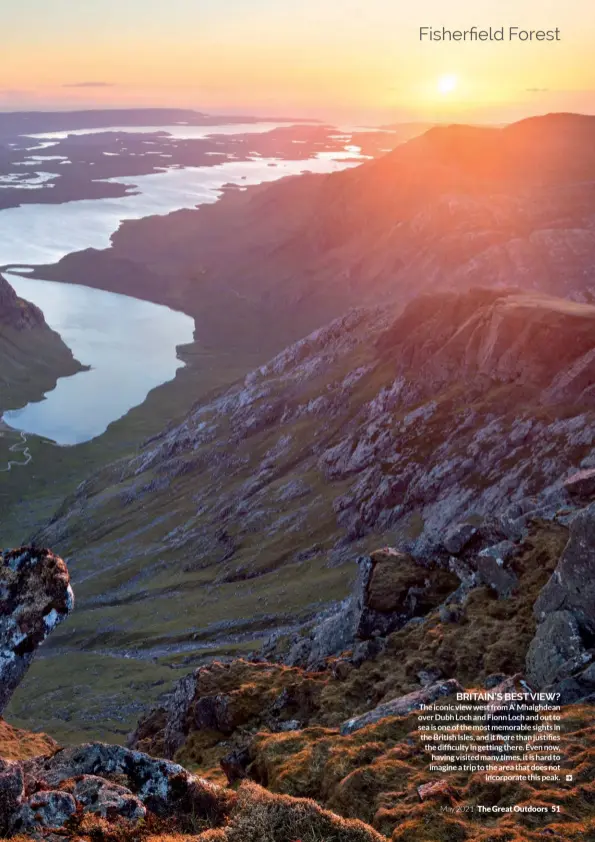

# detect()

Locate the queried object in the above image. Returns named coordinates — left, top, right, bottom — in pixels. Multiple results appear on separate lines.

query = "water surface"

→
left=3, top=274, right=194, bottom=445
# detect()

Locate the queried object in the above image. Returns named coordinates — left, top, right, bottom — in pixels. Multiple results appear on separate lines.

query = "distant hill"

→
left=31, top=113, right=595, bottom=354
left=0, top=108, right=309, bottom=138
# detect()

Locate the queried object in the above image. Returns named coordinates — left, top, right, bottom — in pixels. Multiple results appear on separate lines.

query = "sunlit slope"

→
left=34, top=113, right=595, bottom=354
left=9, top=288, right=595, bottom=742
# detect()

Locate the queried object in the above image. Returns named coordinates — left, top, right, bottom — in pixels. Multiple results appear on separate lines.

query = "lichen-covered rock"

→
left=340, top=679, right=463, bottom=735
left=22, top=742, right=231, bottom=822
left=0, top=547, right=74, bottom=715
left=15, top=790, right=77, bottom=835
left=526, top=610, right=591, bottom=689
left=71, top=775, right=146, bottom=822
left=533, top=502, right=595, bottom=635
left=0, top=759, right=24, bottom=836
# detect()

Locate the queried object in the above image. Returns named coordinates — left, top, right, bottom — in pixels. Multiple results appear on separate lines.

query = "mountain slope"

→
left=29, top=113, right=595, bottom=353
left=8, top=287, right=595, bottom=742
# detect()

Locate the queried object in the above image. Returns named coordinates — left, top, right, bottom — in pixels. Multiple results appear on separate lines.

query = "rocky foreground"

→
left=2, top=487, right=595, bottom=840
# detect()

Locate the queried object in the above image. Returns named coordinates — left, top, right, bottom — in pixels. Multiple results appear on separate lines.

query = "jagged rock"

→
left=220, top=748, right=251, bottom=785
left=71, top=775, right=146, bottom=822
left=475, top=555, right=518, bottom=598
left=354, top=548, right=459, bottom=640
left=484, top=673, right=508, bottom=689
left=443, top=523, right=478, bottom=555
left=193, top=694, right=235, bottom=735
left=350, top=638, right=385, bottom=667
left=534, top=502, right=595, bottom=635
left=340, top=679, right=463, bottom=735
left=129, top=661, right=329, bottom=764
left=22, top=743, right=231, bottom=822
left=0, top=548, right=74, bottom=715
left=526, top=611, right=591, bottom=689
left=16, top=791, right=77, bottom=835
left=0, top=759, right=24, bottom=837
left=417, top=668, right=442, bottom=687
left=477, top=540, right=518, bottom=565
left=547, top=661, right=595, bottom=704
left=564, top=467, right=595, bottom=498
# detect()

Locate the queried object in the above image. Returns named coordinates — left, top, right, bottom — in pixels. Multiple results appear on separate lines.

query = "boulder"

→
left=0, top=759, right=24, bottom=837
left=340, top=679, right=463, bottom=735
left=72, top=775, right=146, bottom=822
left=220, top=748, right=251, bottom=785
left=475, top=555, right=518, bottom=598
left=564, top=467, right=595, bottom=498
left=526, top=610, right=591, bottom=689
left=443, top=523, right=478, bottom=555
left=15, top=791, right=77, bottom=835
left=477, top=540, right=518, bottom=566
left=0, top=547, right=74, bottom=715
left=533, top=503, right=595, bottom=636
left=354, top=548, right=459, bottom=639
left=22, top=742, right=231, bottom=822
left=417, top=779, right=455, bottom=804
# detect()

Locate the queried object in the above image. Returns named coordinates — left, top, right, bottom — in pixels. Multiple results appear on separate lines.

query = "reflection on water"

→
left=3, top=274, right=194, bottom=446
left=0, top=123, right=365, bottom=446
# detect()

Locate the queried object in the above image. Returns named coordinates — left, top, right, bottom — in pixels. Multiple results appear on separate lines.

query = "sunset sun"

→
left=438, top=74, right=458, bottom=95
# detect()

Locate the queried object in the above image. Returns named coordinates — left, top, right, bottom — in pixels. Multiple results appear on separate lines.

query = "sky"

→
left=2, top=0, right=595, bottom=123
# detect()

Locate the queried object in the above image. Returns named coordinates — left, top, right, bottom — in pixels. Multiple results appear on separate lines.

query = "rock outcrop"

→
left=526, top=504, right=595, bottom=697
left=533, top=502, right=595, bottom=635
left=340, top=679, right=463, bottom=735
left=26, top=286, right=595, bottom=738
left=353, top=548, right=459, bottom=640
left=0, top=547, right=74, bottom=715
left=0, top=744, right=383, bottom=842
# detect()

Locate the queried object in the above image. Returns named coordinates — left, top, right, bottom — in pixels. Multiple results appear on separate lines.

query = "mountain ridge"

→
left=8, top=286, right=595, bottom=742
left=22, top=112, right=595, bottom=355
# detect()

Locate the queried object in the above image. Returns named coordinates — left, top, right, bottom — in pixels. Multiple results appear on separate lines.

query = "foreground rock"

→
left=2, top=742, right=232, bottom=838
left=353, top=548, right=459, bottom=639
left=341, top=679, right=463, bottom=735
left=0, top=744, right=383, bottom=842
left=0, top=547, right=74, bottom=715
left=266, top=547, right=459, bottom=670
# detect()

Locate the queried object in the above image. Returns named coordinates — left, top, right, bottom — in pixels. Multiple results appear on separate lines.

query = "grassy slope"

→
left=7, top=292, right=595, bottom=745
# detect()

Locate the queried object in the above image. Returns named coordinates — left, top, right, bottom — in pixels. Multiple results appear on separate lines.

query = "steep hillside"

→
left=29, top=113, right=595, bottom=353
left=0, top=273, right=83, bottom=414
left=8, top=287, right=595, bottom=742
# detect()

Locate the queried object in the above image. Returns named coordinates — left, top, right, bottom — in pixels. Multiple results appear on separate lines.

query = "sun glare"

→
left=438, top=74, right=458, bottom=95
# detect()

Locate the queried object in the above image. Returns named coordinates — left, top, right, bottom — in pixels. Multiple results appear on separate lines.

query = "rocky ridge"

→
left=1, top=514, right=594, bottom=840
left=11, top=286, right=595, bottom=741
left=30, top=114, right=595, bottom=355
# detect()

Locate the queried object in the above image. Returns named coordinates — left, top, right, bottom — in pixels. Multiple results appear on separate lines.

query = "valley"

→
left=1, top=108, right=595, bottom=842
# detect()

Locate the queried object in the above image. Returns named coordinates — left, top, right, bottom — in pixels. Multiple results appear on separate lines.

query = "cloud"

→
left=62, top=81, right=116, bottom=88
left=526, top=88, right=550, bottom=93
